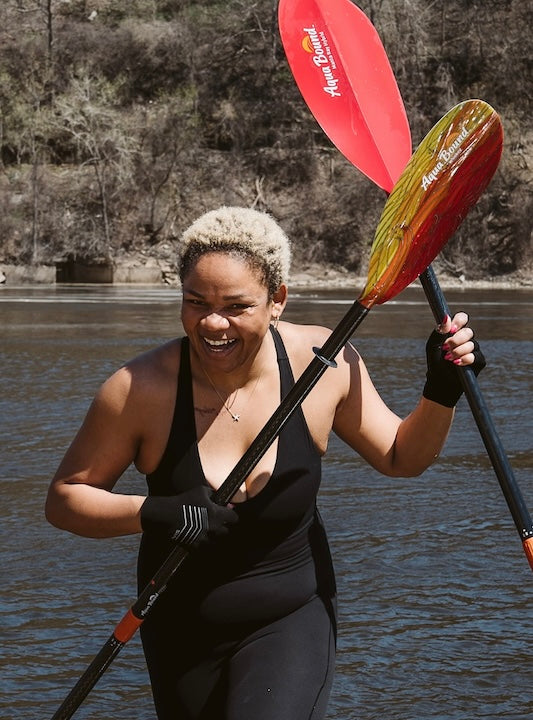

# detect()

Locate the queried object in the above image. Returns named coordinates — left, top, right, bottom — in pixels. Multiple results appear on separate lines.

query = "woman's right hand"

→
left=140, top=486, right=238, bottom=546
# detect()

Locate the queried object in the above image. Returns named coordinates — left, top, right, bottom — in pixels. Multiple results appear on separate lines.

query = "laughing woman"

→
left=45, top=206, right=484, bottom=720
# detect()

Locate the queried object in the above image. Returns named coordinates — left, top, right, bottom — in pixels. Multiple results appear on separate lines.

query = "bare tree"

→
left=2, top=0, right=55, bottom=62
left=52, top=73, right=137, bottom=258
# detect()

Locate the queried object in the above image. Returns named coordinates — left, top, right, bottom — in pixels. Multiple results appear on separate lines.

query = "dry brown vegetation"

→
left=0, top=0, right=531, bottom=281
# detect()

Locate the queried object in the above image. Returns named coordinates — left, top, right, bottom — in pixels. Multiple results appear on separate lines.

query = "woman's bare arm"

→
left=45, top=365, right=148, bottom=537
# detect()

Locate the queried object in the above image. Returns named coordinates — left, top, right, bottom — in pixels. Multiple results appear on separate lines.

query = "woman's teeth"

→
left=204, top=338, right=236, bottom=348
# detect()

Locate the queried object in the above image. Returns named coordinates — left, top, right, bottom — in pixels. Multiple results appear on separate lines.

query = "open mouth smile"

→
left=203, top=337, right=237, bottom=350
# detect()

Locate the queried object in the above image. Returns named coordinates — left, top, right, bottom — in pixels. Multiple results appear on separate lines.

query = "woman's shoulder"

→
left=278, top=320, right=332, bottom=346
left=277, top=321, right=336, bottom=368
left=278, top=320, right=361, bottom=371
left=126, top=337, right=183, bottom=374
left=98, top=338, right=183, bottom=407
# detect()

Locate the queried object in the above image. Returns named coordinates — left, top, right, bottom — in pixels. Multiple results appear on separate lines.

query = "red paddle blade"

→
left=360, top=100, right=504, bottom=307
left=278, top=0, right=411, bottom=192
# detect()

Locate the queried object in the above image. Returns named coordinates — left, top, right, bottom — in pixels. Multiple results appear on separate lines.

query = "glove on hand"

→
left=423, top=328, right=486, bottom=408
left=141, top=486, right=238, bottom=546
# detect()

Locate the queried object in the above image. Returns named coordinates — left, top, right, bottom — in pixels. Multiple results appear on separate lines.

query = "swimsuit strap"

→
left=269, top=324, right=295, bottom=396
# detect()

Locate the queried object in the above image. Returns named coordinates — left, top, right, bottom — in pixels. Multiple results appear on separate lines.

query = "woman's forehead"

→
left=182, top=252, right=268, bottom=295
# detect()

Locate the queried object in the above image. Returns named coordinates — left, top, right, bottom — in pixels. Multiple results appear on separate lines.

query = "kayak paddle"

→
left=49, top=102, right=497, bottom=718
left=278, top=0, right=533, bottom=570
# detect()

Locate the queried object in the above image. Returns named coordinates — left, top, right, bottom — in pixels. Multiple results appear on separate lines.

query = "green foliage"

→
left=0, top=0, right=530, bottom=280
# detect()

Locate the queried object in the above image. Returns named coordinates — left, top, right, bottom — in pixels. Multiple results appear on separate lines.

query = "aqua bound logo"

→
left=140, top=592, right=160, bottom=617
left=301, top=26, right=341, bottom=98
left=422, top=126, right=470, bottom=191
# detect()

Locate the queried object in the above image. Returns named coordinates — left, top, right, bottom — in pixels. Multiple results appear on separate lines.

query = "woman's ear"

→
left=271, top=284, right=288, bottom=318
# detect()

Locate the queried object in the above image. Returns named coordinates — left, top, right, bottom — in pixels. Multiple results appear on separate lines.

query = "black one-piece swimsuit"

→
left=138, top=327, right=337, bottom=720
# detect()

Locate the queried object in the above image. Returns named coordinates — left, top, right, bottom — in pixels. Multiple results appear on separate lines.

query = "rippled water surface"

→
left=1, top=284, right=532, bottom=719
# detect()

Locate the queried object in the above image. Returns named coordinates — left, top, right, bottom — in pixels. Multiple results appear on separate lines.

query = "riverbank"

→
left=1, top=259, right=531, bottom=291
left=288, top=264, right=533, bottom=290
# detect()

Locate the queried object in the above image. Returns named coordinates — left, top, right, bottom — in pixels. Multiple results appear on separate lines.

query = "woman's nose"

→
left=202, top=312, right=230, bottom=330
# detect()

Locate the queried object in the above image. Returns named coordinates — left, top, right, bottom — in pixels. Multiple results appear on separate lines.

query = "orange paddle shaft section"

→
left=114, top=608, right=144, bottom=644
left=523, top=538, right=533, bottom=572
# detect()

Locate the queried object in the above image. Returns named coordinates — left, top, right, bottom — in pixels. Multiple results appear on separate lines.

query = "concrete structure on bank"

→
left=0, top=260, right=170, bottom=285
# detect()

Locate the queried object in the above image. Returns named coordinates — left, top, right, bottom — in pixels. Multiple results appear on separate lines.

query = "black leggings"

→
left=142, top=594, right=336, bottom=720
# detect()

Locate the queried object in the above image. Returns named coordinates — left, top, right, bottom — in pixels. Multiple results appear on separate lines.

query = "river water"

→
left=1, top=283, right=532, bottom=720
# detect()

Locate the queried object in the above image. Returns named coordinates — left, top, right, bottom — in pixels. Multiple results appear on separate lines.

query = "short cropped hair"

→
left=178, top=206, right=291, bottom=297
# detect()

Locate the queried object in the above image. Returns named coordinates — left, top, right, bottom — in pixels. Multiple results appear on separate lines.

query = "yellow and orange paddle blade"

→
left=360, top=100, right=503, bottom=308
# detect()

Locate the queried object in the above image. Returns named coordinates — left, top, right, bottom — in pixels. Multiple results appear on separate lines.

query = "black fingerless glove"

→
left=422, top=329, right=486, bottom=408
left=140, top=486, right=238, bottom=546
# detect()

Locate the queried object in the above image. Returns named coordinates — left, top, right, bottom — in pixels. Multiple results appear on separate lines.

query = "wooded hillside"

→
left=0, top=0, right=531, bottom=281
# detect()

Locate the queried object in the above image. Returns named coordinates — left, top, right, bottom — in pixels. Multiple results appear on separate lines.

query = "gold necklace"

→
left=202, top=366, right=263, bottom=422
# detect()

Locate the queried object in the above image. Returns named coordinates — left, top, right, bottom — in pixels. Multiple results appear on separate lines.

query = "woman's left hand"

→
left=437, top=311, right=479, bottom=366
left=422, top=312, right=486, bottom=408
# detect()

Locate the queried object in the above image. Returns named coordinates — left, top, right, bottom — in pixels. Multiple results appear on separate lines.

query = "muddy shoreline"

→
left=1, top=260, right=531, bottom=291
left=287, top=264, right=532, bottom=291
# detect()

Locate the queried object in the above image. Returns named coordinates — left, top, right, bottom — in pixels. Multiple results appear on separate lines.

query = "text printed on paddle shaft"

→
left=303, top=26, right=341, bottom=97
left=141, top=592, right=160, bottom=617
left=421, top=126, right=469, bottom=190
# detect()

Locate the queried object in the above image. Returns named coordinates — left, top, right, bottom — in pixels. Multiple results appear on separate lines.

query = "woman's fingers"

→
left=441, top=313, right=476, bottom=366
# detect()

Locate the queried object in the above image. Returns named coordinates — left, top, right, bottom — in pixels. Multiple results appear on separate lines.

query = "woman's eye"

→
left=183, top=299, right=254, bottom=312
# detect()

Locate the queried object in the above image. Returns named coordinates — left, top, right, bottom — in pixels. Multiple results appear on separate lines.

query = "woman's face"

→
left=181, top=252, right=286, bottom=376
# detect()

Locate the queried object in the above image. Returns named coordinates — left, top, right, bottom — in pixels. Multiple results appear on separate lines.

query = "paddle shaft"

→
left=49, top=298, right=369, bottom=719
left=419, top=267, right=533, bottom=568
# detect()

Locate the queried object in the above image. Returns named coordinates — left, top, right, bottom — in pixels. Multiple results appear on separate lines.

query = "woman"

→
left=46, top=206, right=484, bottom=720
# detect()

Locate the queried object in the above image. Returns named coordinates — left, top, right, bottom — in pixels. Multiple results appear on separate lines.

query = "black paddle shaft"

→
left=51, top=637, right=123, bottom=720
left=50, top=298, right=370, bottom=720
left=419, top=266, right=533, bottom=543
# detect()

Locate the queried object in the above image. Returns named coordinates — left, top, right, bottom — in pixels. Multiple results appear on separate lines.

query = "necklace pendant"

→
left=232, top=414, right=240, bottom=422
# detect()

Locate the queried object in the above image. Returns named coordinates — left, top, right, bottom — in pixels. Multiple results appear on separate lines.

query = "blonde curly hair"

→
left=178, top=206, right=291, bottom=296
